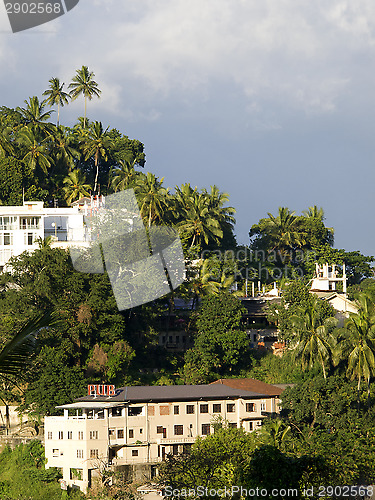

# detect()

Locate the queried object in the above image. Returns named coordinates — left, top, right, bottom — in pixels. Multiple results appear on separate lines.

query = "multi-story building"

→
left=45, top=382, right=281, bottom=492
left=0, top=198, right=98, bottom=271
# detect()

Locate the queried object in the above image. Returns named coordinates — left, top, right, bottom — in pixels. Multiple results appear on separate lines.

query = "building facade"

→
left=44, top=383, right=281, bottom=492
left=0, top=199, right=101, bottom=271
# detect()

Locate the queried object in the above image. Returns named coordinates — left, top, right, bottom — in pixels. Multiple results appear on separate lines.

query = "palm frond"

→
left=0, top=311, right=52, bottom=375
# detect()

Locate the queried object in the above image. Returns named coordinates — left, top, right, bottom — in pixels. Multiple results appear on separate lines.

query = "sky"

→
left=0, top=0, right=374, bottom=258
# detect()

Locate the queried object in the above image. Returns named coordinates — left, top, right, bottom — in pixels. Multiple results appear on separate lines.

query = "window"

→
left=132, top=449, right=138, bottom=457
left=246, top=403, right=256, bottom=412
left=213, top=404, right=221, bottom=413
left=27, top=233, right=33, bottom=246
left=129, top=406, right=143, bottom=416
left=112, top=407, right=122, bottom=417
left=89, top=431, right=98, bottom=440
left=157, top=426, right=164, bottom=434
left=129, top=429, right=134, bottom=438
left=140, top=428, right=143, bottom=434
left=52, top=449, right=59, bottom=457
left=77, top=450, right=83, bottom=458
left=47, top=431, right=52, bottom=440
left=67, top=431, right=72, bottom=440
left=201, top=424, right=210, bottom=436
left=78, top=431, right=84, bottom=440
left=174, top=405, right=179, bottom=415
left=260, top=402, right=266, bottom=411
left=90, top=449, right=99, bottom=459
left=176, top=336, right=180, bottom=343
left=58, top=431, right=63, bottom=440
left=172, top=444, right=179, bottom=455
left=148, top=406, right=155, bottom=416
left=159, top=405, right=170, bottom=416
left=186, top=405, right=195, bottom=414
left=249, top=422, right=253, bottom=431
left=174, top=425, right=183, bottom=436
left=200, top=404, right=208, bottom=414
left=109, top=429, right=115, bottom=437
left=227, top=404, right=235, bottom=413
left=117, top=429, right=124, bottom=439
left=3, top=233, right=12, bottom=246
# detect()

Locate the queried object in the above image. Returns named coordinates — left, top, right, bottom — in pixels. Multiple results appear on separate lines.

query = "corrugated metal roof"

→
left=76, top=384, right=269, bottom=404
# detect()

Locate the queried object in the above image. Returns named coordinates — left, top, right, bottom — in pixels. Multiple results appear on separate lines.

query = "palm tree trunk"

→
left=94, top=152, right=99, bottom=194
left=84, top=96, right=87, bottom=128
left=57, top=103, right=60, bottom=127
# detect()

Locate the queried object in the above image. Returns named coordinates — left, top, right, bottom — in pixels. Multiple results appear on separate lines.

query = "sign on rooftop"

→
left=88, top=384, right=116, bottom=397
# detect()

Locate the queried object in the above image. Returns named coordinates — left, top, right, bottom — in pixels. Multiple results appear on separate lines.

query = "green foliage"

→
left=267, top=280, right=336, bottom=343
left=181, top=293, right=249, bottom=383
left=0, top=441, right=84, bottom=500
left=280, top=375, right=375, bottom=485
left=22, top=346, right=87, bottom=416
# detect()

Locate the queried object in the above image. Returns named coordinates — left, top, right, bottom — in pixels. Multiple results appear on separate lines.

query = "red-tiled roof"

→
left=210, top=378, right=284, bottom=397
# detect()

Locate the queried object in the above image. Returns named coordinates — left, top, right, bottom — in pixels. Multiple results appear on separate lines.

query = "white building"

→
left=44, top=383, right=282, bottom=493
left=310, top=263, right=358, bottom=315
left=0, top=199, right=97, bottom=271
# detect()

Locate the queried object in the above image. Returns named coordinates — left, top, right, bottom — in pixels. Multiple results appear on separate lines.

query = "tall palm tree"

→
left=334, top=293, right=375, bottom=399
left=42, top=78, right=70, bottom=126
left=68, top=66, right=101, bottom=128
left=134, top=172, right=170, bottom=227
left=292, top=298, right=337, bottom=379
left=63, top=169, right=92, bottom=204
left=82, top=121, right=111, bottom=194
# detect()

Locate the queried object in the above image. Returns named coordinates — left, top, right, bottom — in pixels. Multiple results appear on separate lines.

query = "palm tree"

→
left=134, top=172, right=170, bottom=227
left=18, top=127, right=52, bottom=175
left=17, top=96, right=54, bottom=135
left=52, top=125, right=80, bottom=171
left=302, top=205, right=325, bottom=219
left=302, top=205, right=334, bottom=241
left=334, top=293, right=375, bottom=399
left=177, top=190, right=223, bottom=249
left=292, top=298, right=337, bottom=379
left=68, top=66, right=101, bottom=128
left=260, top=207, right=305, bottom=256
left=258, top=420, right=291, bottom=450
left=0, top=125, right=14, bottom=157
left=82, top=121, right=111, bottom=194
left=110, top=158, right=139, bottom=192
left=42, top=78, right=70, bottom=126
left=63, top=169, right=92, bottom=204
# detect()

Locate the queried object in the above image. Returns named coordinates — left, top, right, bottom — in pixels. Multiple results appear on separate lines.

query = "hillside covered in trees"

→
left=0, top=68, right=374, bottom=498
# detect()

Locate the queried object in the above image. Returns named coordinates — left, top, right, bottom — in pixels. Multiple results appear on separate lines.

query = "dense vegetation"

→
left=0, top=68, right=374, bottom=497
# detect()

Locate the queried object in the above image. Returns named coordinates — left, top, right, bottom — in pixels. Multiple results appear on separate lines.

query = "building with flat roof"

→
left=44, top=382, right=281, bottom=492
left=0, top=198, right=102, bottom=271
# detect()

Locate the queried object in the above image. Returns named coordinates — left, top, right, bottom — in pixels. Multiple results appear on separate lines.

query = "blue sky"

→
left=0, top=0, right=374, bottom=257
